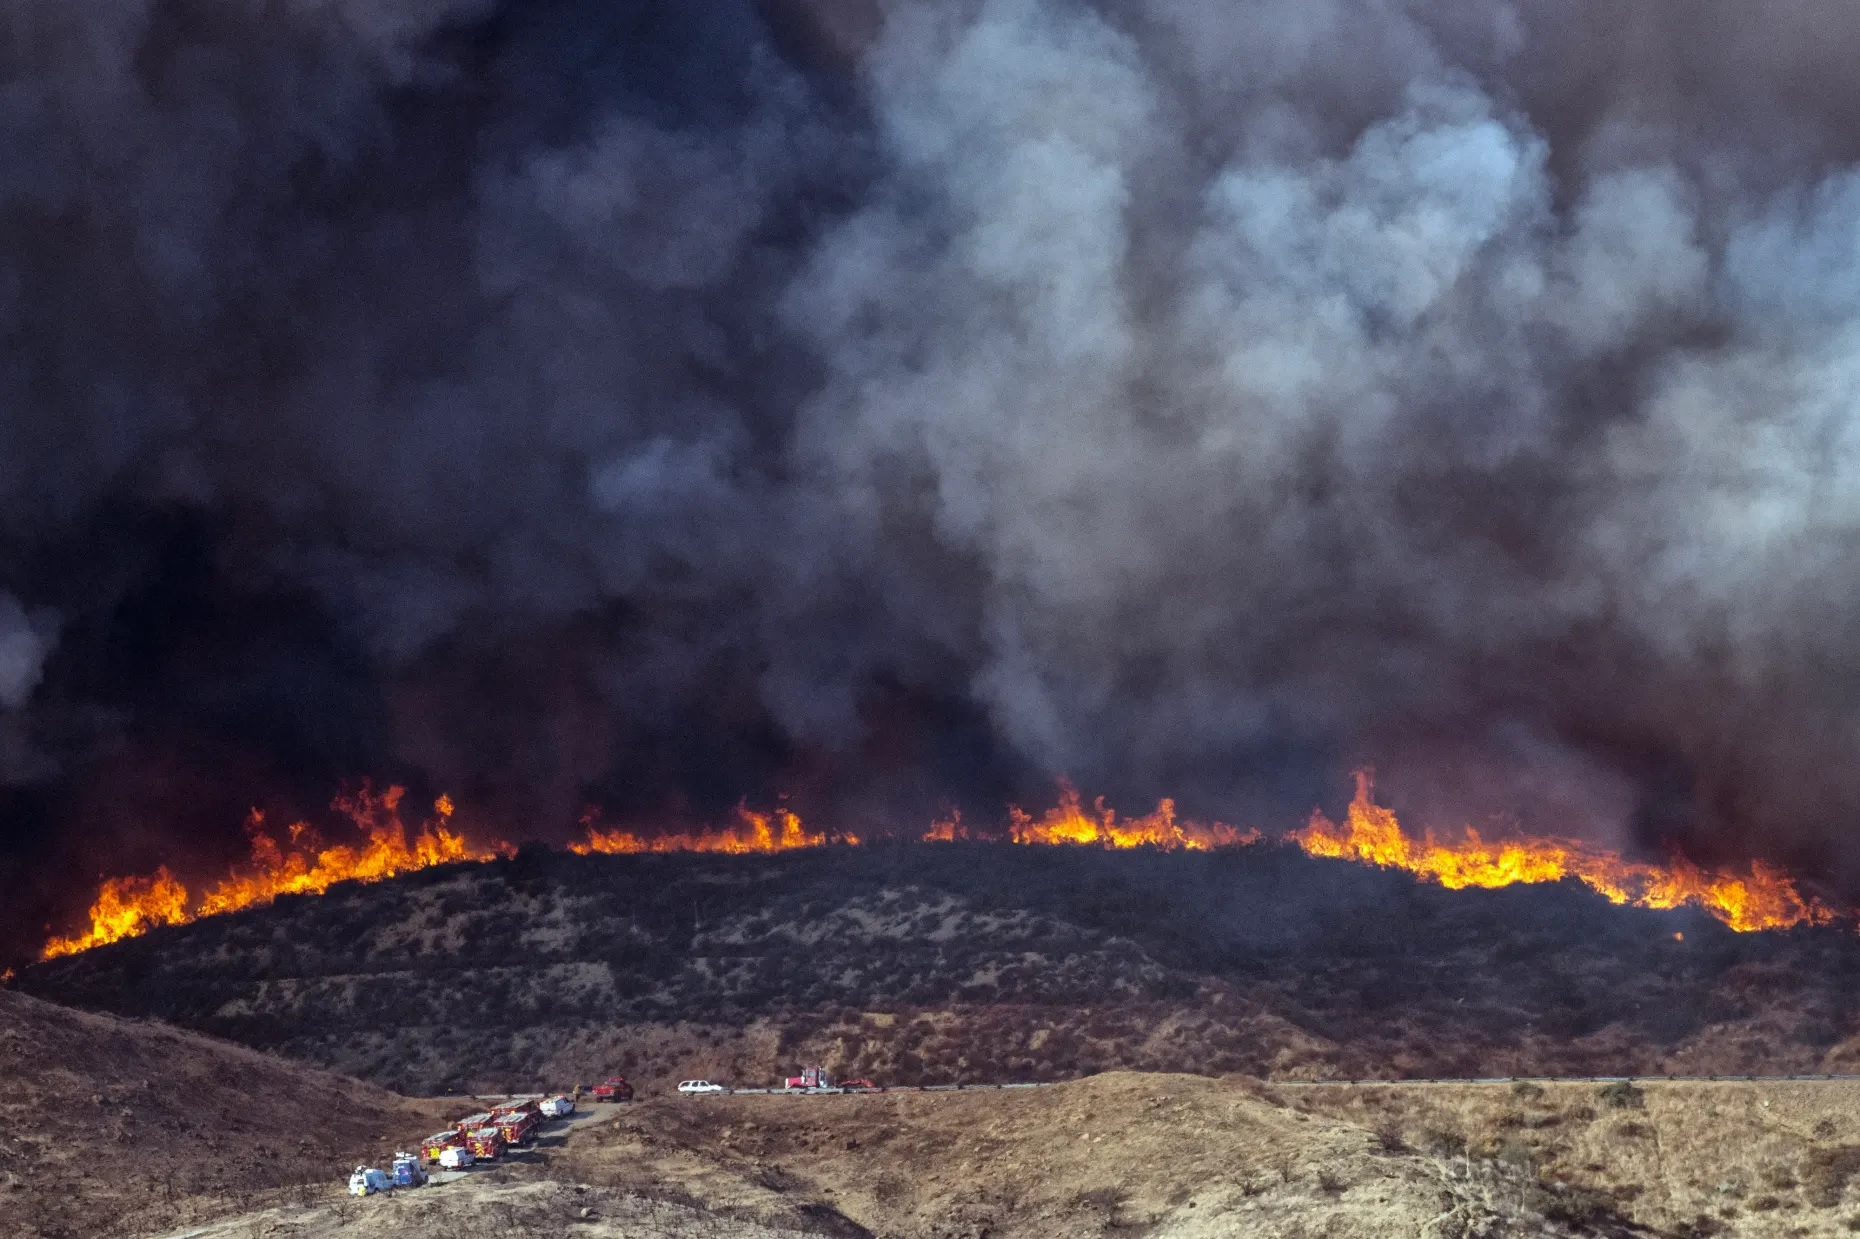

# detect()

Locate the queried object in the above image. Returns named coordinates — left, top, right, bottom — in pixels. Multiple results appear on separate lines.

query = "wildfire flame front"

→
left=32, top=773, right=1841, bottom=962
left=1290, top=772, right=1834, bottom=933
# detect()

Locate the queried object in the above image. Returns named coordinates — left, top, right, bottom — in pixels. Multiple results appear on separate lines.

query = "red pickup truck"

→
left=590, top=1076, right=634, bottom=1102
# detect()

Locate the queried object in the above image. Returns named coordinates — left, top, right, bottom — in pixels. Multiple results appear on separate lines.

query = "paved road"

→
left=1269, top=1074, right=1860, bottom=1086
left=691, top=1074, right=1860, bottom=1096
left=686, top=1082, right=1060, bottom=1096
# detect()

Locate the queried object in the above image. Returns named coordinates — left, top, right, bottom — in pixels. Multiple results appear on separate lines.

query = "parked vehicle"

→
left=677, top=1080, right=726, bottom=1094
left=347, top=1166, right=392, bottom=1196
left=493, top=1109, right=540, bottom=1147
left=783, top=1067, right=831, bottom=1091
left=540, top=1094, right=576, bottom=1118
left=465, top=1127, right=507, bottom=1160
left=421, top=1131, right=464, bottom=1163
left=437, top=1145, right=476, bottom=1170
left=391, top=1153, right=429, bottom=1188
left=591, top=1076, right=634, bottom=1102
left=493, top=1098, right=543, bottom=1119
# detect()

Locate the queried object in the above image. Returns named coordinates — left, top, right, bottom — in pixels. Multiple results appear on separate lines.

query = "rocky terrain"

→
left=15, top=844, right=1860, bottom=1095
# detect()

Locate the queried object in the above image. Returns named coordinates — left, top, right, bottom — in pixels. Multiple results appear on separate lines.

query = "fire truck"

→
left=465, top=1126, right=507, bottom=1160
left=492, top=1108, right=540, bottom=1147
left=493, top=1097, right=542, bottom=1115
left=590, top=1076, right=634, bottom=1102
left=421, top=1130, right=464, bottom=1163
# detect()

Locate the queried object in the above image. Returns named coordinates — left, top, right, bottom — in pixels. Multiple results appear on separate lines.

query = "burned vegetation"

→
left=15, top=843, right=1860, bottom=1096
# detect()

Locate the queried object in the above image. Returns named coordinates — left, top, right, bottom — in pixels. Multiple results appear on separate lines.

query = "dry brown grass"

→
left=0, top=989, right=451, bottom=1239
left=21, top=1034, right=1860, bottom=1239
left=1285, top=1078, right=1860, bottom=1236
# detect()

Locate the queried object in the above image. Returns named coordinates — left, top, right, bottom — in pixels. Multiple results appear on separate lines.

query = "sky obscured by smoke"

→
left=8, top=0, right=1860, bottom=937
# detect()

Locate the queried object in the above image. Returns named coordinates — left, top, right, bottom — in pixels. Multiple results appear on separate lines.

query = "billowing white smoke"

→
left=782, top=0, right=1860, bottom=848
left=8, top=0, right=1860, bottom=868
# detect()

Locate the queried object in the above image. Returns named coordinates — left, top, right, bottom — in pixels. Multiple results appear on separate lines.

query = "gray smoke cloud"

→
left=8, top=0, right=1860, bottom=891
left=0, top=593, right=55, bottom=711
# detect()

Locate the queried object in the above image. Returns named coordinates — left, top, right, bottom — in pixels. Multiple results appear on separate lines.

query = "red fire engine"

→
left=465, top=1127, right=507, bottom=1160
left=421, top=1130, right=464, bottom=1163
left=493, top=1108, right=540, bottom=1147
left=492, top=1098, right=543, bottom=1118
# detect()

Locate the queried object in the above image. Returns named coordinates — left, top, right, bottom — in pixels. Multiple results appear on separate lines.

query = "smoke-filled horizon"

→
left=6, top=0, right=1860, bottom=946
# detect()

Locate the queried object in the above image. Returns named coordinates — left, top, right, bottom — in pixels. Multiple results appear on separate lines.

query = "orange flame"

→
left=922, top=784, right=1259, bottom=850
left=570, top=804, right=851, bottom=855
left=39, top=786, right=501, bottom=960
left=923, top=808, right=964, bottom=843
left=34, top=774, right=1845, bottom=962
left=1290, top=772, right=1835, bottom=933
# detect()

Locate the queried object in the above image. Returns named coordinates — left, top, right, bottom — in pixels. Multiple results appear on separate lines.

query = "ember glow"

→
left=1291, top=773, right=1835, bottom=933
left=570, top=805, right=850, bottom=855
left=39, top=786, right=501, bottom=959
left=924, top=785, right=1259, bottom=851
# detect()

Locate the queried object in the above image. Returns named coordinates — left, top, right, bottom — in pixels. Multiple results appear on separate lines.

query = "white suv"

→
left=677, top=1080, right=726, bottom=1094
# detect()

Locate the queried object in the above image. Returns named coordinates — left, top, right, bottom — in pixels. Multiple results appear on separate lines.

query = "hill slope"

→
left=115, top=1071, right=1860, bottom=1239
left=0, top=989, right=449, bottom=1239
left=17, top=844, right=1860, bottom=1094
left=9, top=973, right=1860, bottom=1238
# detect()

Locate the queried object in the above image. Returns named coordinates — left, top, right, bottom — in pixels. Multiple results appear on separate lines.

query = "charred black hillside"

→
left=16, top=846, right=1860, bottom=1095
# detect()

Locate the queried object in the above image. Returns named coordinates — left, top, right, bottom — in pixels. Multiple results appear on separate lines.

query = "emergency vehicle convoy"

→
left=351, top=1070, right=910, bottom=1198
left=345, top=1085, right=604, bottom=1194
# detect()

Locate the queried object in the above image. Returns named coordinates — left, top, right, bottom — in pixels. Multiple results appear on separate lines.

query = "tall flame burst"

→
left=38, top=786, right=500, bottom=959
left=570, top=805, right=850, bottom=855
left=1290, top=772, right=1834, bottom=933
left=924, top=784, right=1258, bottom=850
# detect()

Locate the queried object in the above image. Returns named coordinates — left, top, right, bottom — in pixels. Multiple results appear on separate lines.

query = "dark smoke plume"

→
left=6, top=0, right=1860, bottom=952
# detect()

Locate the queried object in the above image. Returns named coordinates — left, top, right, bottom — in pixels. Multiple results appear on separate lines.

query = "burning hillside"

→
left=28, top=774, right=1842, bottom=965
left=1291, top=774, right=1836, bottom=934
left=571, top=806, right=846, bottom=855
left=38, top=787, right=503, bottom=959
left=925, top=785, right=1260, bottom=851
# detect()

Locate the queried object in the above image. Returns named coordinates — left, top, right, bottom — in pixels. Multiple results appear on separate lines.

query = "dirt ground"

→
left=1283, top=1077, right=1860, bottom=1237
left=123, top=1178, right=819, bottom=1239
left=15, top=975, right=1860, bottom=1239
left=0, top=990, right=452, bottom=1239
left=137, top=1073, right=1860, bottom=1239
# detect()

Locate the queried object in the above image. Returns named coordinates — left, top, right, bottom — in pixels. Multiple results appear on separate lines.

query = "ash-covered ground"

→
left=17, top=846, right=1860, bottom=1096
